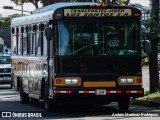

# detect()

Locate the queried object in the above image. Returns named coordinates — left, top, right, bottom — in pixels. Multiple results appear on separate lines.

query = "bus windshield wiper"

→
left=69, top=46, right=93, bottom=55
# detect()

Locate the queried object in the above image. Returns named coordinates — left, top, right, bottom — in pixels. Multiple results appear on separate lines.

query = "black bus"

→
left=11, top=2, right=150, bottom=111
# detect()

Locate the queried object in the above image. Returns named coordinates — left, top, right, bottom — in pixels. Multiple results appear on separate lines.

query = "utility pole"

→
left=3, top=6, right=31, bottom=15
left=21, top=4, right=23, bottom=16
left=149, top=0, right=160, bottom=93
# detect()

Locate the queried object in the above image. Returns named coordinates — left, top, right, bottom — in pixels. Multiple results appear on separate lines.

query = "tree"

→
left=10, top=0, right=40, bottom=8
left=0, top=14, right=21, bottom=48
left=148, top=0, right=160, bottom=93
left=11, top=0, right=131, bottom=8
left=100, top=0, right=130, bottom=5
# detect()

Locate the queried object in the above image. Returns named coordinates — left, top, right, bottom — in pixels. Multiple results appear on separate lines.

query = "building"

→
left=0, top=13, right=2, bottom=18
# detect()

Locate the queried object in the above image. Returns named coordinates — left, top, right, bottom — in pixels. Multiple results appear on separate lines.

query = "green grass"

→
left=132, top=90, right=160, bottom=107
left=141, top=91, right=160, bottom=103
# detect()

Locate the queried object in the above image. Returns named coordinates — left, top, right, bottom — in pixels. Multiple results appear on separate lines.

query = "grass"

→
left=140, top=90, right=160, bottom=103
left=132, top=90, right=160, bottom=107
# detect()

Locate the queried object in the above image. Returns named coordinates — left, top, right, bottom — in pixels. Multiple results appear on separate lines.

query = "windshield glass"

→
left=0, top=56, right=11, bottom=64
left=57, top=20, right=140, bottom=56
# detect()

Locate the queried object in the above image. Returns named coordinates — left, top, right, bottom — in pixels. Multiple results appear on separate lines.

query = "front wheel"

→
left=118, top=97, right=130, bottom=110
left=30, top=98, right=39, bottom=104
left=20, top=78, right=29, bottom=104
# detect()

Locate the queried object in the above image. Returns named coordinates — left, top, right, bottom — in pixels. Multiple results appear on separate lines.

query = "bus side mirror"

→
left=144, top=40, right=151, bottom=53
left=45, top=27, right=53, bottom=41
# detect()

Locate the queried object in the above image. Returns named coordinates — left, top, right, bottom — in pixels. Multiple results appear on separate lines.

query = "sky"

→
left=0, top=0, right=150, bottom=17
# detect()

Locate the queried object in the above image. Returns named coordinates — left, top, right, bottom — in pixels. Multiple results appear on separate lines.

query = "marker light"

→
left=56, top=14, right=62, bottom=17
left=134, top=14, right=140, bottom=17
left=90, top=4, right=94, bottom=7
left=102, top=4, right=107, bottom=7
left=96, top=4, right=101, bottom=7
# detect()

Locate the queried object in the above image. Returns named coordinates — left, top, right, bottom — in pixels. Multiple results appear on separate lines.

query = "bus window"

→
left=40, top=24, right=44, bottom=55
left=42, top=24, right=48, bottom=56
left=17, top=28, right=22, bottom=55
left=99, top=23, right=138, bottom=55
left=23, top=27, right=27, bottom=55
left=12, top=35, right=17, bottom=54
left=36, top=30, right=41, bottom=56
left=26, top=26, right=30, bottom=55
left=57, top=21, right=98, bottom=56
left=30, top=25, right=36, bottom=55
left=57, top=21, right=139, bottom=56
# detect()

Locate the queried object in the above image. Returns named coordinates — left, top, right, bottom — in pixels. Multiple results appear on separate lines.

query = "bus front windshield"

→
left=57, top=20, right=140, bottom=56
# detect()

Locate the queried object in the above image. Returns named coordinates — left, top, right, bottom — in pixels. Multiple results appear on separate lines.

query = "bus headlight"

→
left=65, top=78, right=79, bottom=85
left=120, top=78, right=134, bottom=84
left=54, top=77, right=81, bottom=86
left=118, top=76, right=142, bottom=86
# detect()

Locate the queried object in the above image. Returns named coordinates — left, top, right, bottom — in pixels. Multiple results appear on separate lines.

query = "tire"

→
left=118, top=97, right=130, bottom=110
left=44, top=82, right=54, bottom=111
left=19, top=78, right=29, bottom=104
left=30, top=98, right=39, bottom=104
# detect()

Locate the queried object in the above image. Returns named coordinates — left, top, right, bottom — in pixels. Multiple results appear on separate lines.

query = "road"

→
left=0, top=70, right=159, bottom=119
left=0, top=84, right=160, bottom=120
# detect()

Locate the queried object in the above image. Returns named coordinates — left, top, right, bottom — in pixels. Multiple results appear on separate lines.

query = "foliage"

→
left=132, top=91, right=160, bottom=107
left=100, top=0, right=130, bottom=5
left=10, top=0, right=39, bottom=8
left=142, top=18, right=160, bottom=41
left=0, top=14, right=21, bottom=48
left=10, top=0, right=130, bottom=8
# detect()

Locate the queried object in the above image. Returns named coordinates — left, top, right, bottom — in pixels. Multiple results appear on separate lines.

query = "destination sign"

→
left=64, top=9, right=132, bottom=17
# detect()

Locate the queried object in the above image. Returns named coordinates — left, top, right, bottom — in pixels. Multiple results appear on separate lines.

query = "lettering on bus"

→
left=64, top=9, right=132, bottom=17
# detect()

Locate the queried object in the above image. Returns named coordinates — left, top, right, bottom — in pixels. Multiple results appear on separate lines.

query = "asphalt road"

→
left=0, top=84, right=160, bottom=120
left=0, top=70, right=159, bottom=119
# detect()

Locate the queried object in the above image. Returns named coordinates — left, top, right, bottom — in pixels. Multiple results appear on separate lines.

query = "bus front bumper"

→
left=52, top=88, right=144, bottom=98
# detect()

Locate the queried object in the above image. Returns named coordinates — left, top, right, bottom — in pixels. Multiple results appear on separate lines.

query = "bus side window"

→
left=26, top=26, right=30, bottom=55
left=36, top=24, right=44, bottom=56
left=43, top=24, right=47, bottom=56
left=22, top=27, right=27, bottom=55
left=17, top=27, right=22, bottom=55
left=12, top=27, right=17, bottom=54
left=30, top=25, right=36, bottom=56
left=36, top=25, right=41, bottom=56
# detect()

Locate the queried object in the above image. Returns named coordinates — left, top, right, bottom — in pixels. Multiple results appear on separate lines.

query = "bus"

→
left=11, top=2, right=151, bottom=111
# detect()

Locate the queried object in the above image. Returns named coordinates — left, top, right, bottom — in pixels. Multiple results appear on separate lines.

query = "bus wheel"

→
left=30, top=98, right=39, bottom=104
left=20, top=78, right=29, bottom=104
left=118, top=97, right=130, bottom=110
left=44, top=82, right=53, bottom=111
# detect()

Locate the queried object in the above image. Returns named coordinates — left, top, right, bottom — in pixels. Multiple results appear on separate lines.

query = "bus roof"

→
left=11, top=2, right=140, bottom=27
left=11, top=2, right=97, bottom=27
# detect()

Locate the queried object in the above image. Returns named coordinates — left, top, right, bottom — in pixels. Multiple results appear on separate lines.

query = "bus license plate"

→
left=96, top=89, right=106, bottom=95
